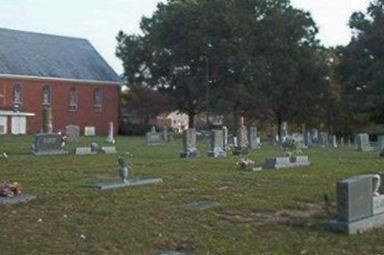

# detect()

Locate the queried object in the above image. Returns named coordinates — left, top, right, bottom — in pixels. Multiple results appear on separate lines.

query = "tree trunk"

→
left=233, top=111, right=240, bottom=136
left=188, top=112, right=195, bottom=129
left=277, top=112, right=283, bottom=140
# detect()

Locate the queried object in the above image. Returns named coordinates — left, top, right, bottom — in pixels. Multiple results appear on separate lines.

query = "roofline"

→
left=0, top=73, right=123, bottom=86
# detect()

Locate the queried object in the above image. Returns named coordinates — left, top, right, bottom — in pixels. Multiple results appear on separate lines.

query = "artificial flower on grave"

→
left=0, top=181, right=23, bottom=197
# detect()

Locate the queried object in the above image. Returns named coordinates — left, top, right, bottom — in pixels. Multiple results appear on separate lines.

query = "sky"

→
left=0, top=0, right=372, bottom=75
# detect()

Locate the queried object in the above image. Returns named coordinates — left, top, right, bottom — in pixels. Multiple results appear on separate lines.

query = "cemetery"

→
left=1, top=133, right=384, bottom=254
left=1, top=0, right=384, bottom=254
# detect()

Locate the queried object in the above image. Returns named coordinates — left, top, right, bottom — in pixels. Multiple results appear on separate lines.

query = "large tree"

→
left=338, top=0, right=384, bottom=126
left=117, top=0, right=328, bottom=131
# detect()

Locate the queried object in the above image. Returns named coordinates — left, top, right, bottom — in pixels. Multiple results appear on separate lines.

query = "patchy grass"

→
left=0, top=135, right=384, bottom=255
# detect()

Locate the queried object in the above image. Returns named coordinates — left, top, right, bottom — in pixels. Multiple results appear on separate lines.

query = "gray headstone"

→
left=84, top=126, right=96, bottom=136
left=105, top=122, right=115, bottom=144
left=180, top=129, right=198, bottom=158
left=146, top=128, right=161, bottom=146
left=337, top=175, right=373, bottom=222
left=75, top=147, right=96, bottom=155
left=65, top=124, right=80, bottom=142
left=310, top=128, right=319, bottom=143
left=102, top=146, right=117, bottom=154
left=319, top=132, right=328, bottom=147
left=356, top=133, right=373, bottom=152
left=305, top=131, right=313, bottom=148
left=208, top=129, right=227, bottom=157
left=32, top=133, right=68, bottom=156
left=378, top=136, right=384, bottom=155
left=222, top=126, right=228, bottom=149
left=332, top=135, right=338, bottom=148
left=248, top=126, right=258, bottom=150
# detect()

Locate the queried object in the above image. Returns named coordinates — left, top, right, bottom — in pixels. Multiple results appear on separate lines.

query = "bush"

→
left=119, top=123, right=154, bottom=136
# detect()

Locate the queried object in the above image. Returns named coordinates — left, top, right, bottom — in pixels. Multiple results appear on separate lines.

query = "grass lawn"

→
left=0, top=135, right=384, bottom=255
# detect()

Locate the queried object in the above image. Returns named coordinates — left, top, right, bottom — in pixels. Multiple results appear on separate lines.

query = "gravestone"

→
left=102, top=146, right=117, bottom=154
left=263, top=155, right=310, bottom=169
left=146, top=126, right=161, bottom=146
left=340, top=137, right=345, bottom=147
left=32, top=108, right=68, bottom=156
left=88, top=158, right=163, bottom=190
left=0, top=194, right=37, bottom=206
left=222, top=126, right=229, bottom=151
left=180, top=129, right=198, bottom=158
left=248, top=126, right=258, bottom=150
left=332, top=135, right=338, bottom=148
left=185, top=201, right=220, bottom=210
left=292, top=133, right=307, bottom=149
left=65, top=124, right=80, bottom=142
left=328, top=174, right=384, bottom=234
left=356, top=133, right=374, bottom=152
left=161, top=128, right=170, bottom=142
left=310, top=129, right=319, bottom=144
left=75, top=147, right=96, bottom=155
left=378, top=136, right=384, bottom=156
left=84, top=126, right=96, bottom=137
left=319, top=132, right=328, bottom=148
left=208, top=129, right=227, bottom=158
left=105, top=122, right=115, bottom=144
left=233, top=117, right=248, bottom=155
left=305, top=131, right=313, bottom=148
left=32, top=133, right=68, bottom=156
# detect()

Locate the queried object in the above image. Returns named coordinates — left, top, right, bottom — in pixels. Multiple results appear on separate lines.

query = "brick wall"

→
left=0, top=77, right=120, bottom=135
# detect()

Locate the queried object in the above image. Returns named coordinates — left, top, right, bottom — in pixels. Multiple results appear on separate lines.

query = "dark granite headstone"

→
left=32, top=133, right=68, bottom=156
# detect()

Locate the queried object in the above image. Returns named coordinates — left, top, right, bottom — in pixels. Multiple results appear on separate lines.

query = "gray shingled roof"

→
left=0, top=28, right=121, bottom=84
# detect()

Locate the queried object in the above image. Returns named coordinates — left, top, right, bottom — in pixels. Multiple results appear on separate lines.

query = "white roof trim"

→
left=0, top=110, right=35, bottom=117
left=0, top=73, right=122, bottom=86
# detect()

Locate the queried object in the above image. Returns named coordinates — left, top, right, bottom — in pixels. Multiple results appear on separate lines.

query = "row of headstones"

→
left=146, top=127, right=174, bottom=146
left=31, top=122, right=116, bottom=156
left=179, top=126, right=260, bottom=158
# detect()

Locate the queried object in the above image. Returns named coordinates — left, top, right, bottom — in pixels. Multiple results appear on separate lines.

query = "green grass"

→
left=0, top=135, right=384, bottom=254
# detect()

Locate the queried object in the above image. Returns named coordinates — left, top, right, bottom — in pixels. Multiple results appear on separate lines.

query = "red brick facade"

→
left=0, top=76, right=120, bottom=135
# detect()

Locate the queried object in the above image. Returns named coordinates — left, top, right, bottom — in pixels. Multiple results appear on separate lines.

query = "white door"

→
left=0, top=116, right=7, bottom=134
left=11, top=116, right=26, bottom=135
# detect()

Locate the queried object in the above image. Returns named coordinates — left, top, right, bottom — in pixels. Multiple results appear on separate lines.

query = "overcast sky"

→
left=0, top=0, right=372, bottom=75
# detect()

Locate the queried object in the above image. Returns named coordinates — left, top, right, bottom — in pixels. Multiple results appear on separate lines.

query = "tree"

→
left=121, top=86, right=169, bottom=125
left=338, top=0, right=384, bottom=127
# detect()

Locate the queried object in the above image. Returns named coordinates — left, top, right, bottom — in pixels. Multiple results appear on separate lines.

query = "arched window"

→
left=13, top=84, right=22, bottom=111
left=42, top=85, right=52, bottom=106
left=93, top=88, right=102, bottom=112
left=69, top=87, right=78, bottom=111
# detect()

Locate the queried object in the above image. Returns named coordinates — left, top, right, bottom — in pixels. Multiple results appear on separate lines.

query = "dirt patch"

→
left=218, top=202, right=336, bottom=226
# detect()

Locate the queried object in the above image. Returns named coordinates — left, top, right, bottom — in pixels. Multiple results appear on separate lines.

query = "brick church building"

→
left=0, top=28, right=121, bottom=135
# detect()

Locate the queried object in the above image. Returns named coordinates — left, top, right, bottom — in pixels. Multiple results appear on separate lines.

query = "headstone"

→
left=263, top=155, right=310, bottom=169
left=280, top=122, right=289, bottom=144
left=328, top=174, right=384, bottom=234
left=32, top=133, right=68, bottom=156
left=185, top=201, right=220, bottom=210
left=233, top=118, right=248, bottom=155
left=84, top=126, right=96, bottom=137
left=146, top=127, right=161, bottom=146
left=161, top=128, right=170, bottom=142
left=65, top=124, right=80, bottom=142
left=340, top=137, right=345, bottom=147
left=378, top=136, right=384, bottom=156
left=248, top=126, right=258, bottom=150
left=102, top=146, right=117, bottom=154
left=356, top=133, right=374, bottom=152
left=75, top=147, right=96, bottom=155
left=305, top=131, right=313, bottom=148
left=42, top=107, right=53, bottom=133
left=0, top=194, right=37, bottom=206
left=310, top=128, right=319, bottom=143
left=88, top=158, right=163, bottom=190
left=292, top=133, right=307, bottom=149
left=208, top=129, right=227, bottom=158
left=180, top=129, right=198, bottom=158
left=319, top=132, right=328, bottom=148
left=222, top=126, right=229, bottom=150
left=332, top=135, right=338, bottom=148
left=105, top=122, right=115, bottom=144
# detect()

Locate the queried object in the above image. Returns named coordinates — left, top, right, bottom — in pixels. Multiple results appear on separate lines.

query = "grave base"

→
left=0, top=194, right=37, bottom=205
left=32, top=150, right=68, bottom=156
left=208, top=150, right=227, bottom=158
left=102, top=146, right=117, bottom=154
left=180, top=151, right=198, bottom=158
left=263, top=156, right=310, bottom=169
left=88, top=178, right=163, bottom=190
left=328, top=213, right=384, bottom=235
